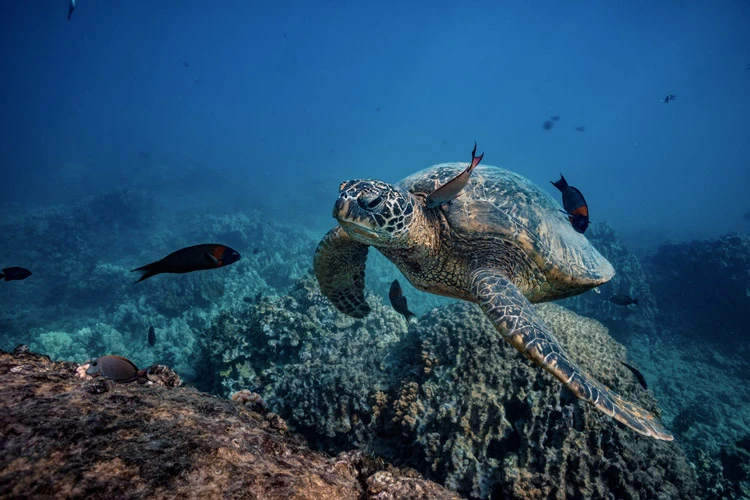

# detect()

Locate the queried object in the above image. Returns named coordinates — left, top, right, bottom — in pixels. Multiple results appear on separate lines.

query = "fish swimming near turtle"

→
left=621, top=361, right=648, bottom=390
left=131, top=244, right=241, bottom=283
left=610, top=294, right=638, bottom=306
left=0, top=267, right=32, bottom=281
left=425, top=142, right=483, bottom=208
left=86, top=355, right=148, bottom=383
left=315, top=156, right=673, bottom=440
left=551, top=174, right=590, bottom=234
left=388, top=279, right=416, bottom=322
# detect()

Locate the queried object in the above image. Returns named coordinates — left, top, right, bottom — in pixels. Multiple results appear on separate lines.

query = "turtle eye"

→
left=358, top=194, right=384, bottom=210
left=367, top=196, right=384, bottom=208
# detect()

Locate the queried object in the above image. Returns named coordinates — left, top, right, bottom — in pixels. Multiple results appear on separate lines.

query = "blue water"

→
left=2, top=1, right=749, bottom=240
left=1, top=1, right=749, bottom=498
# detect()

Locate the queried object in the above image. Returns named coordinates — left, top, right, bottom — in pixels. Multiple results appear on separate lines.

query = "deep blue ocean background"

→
left=3, top=1, right=750, bottom=240
left=1, top=1, right=749, bottom=498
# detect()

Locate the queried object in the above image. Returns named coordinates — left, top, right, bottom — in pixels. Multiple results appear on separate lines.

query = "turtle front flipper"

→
left=470, top=268, right=674, bottom=441
left=314, top=226, right=372, bottom=318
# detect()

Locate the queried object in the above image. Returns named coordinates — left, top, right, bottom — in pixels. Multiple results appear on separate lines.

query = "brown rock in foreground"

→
left=0, top=349, right=460, bottom=500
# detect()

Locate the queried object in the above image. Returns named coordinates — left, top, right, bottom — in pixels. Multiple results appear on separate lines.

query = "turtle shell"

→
left=399, top=163, right=615, bottom=290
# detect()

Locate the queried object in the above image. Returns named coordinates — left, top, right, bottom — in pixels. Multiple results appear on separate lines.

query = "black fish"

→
left=542, top=120, right=555, bottom=131
left=610, top=294, right=638, bottom=306
left=67, top=0, right=75, bottom=20
left=550, top=115, right=560, bottom=121
left=183, top=60, right=190, bottom=68
left=389, top=279, right=416, bottom=322
left=148, top=326, right=156, bottom=346
left=0, top=267, right=32, bottom=281
left=621, top=361, right=648, bottom=390
left=131, top=244, right=241, bottom=283
left=575, top=126, right=586, bottom=132
left=663, top=94, right=676, bottom=103
left=743, top=211, right=750, bottom=221
left=551, top=174, right=589, bottom=233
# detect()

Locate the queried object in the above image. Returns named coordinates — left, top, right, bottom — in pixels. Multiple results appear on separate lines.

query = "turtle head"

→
left=333, top=179, right=417, bottom=247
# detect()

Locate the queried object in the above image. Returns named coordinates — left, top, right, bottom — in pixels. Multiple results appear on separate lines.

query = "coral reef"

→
left=198, top=273, right=407, bottom=444
left=646, top=232, right=750, bottom=346
left=0, top=347, right=458, bottom=499
left=203, top=272, right=698, bottom=499
left=376, top=302, right=697, bottom=499
left=2, top=186, right=746, bottom=499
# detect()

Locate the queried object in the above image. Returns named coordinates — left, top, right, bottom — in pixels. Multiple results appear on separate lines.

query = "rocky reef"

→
left=646, top=232, right=750, bottom=347
left=0, top=347, right=459, bottom=499
left=2, top=188, right=746, bottom=499
left=202, top=272, right=698, bottom=499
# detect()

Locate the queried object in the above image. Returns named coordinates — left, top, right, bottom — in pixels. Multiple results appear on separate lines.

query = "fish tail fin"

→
left=466, top=141, right=484, bottom=174
left=131, top=262, right=160, bottom=283
left=0, top=273, right=4, bottom=281
left=551, top=174, right=568, bottom=191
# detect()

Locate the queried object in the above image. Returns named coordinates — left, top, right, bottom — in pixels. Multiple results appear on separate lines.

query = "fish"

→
left=67, top=0, right=75, bottom=20
left=86, top=355, right=148, bottom=383
left=663, top=94, right=676, bottom=103
left=550, top=174, right=589, bottom=233
left=542, top=120, right=555, bottom=131
left=389, top=279, right=416, bottom=322
left=425, top=142, right=484, bottom=208
left=148, top=326, right=156, bottom=347
left=610, top=294, right=639, bottom=306
left=575, top=126, right=586, bottom=132
left=620, top=361, right=648, bottom=390
left=0, top=267, right=32, bottom=281
left=131, top=244, right=241, bottom=283
left=550, top=115, right=560, bottom=121
left=743, top=211, right=750, bottom=221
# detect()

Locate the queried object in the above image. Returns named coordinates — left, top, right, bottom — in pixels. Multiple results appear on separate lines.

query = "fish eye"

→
left=91, top=361, right=98, bottom=366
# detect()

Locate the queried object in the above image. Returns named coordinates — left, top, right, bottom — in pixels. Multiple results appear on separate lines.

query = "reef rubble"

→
left=0, top=348, right=459, bottom=499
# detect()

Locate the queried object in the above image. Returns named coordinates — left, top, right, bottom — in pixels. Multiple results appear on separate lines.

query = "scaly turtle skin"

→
left=314, top=163, right=673, bottom=441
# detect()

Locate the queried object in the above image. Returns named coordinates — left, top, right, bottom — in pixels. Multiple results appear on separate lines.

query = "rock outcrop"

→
left=0, top=348, right=459, bottom=499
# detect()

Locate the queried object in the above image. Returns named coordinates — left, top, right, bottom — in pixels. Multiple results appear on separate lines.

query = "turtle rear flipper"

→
left=314, top=226, right=371, bottom=318
left=470, top=268, right=674, bottom=441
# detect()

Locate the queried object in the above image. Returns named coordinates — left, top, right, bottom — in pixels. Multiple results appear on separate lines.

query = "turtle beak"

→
left=333, top=196, right=350, bottom=220
left=334, top=192, right=380, bottom=240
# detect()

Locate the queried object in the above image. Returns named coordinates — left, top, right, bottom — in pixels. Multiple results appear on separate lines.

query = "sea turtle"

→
left=313, top=161, right=673, bottom=441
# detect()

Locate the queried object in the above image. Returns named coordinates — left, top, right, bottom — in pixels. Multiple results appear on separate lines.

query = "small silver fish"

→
left=425, top=142, right=483, bottom=208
